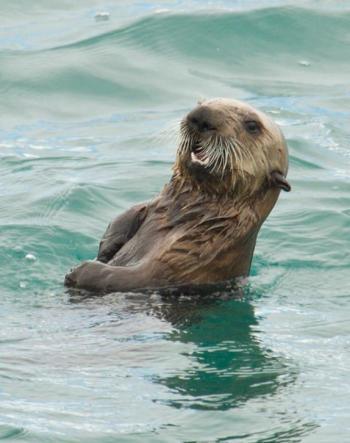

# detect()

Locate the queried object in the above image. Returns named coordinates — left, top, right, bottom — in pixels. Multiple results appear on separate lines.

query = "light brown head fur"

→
left=173, top=98, right=289, bottom=198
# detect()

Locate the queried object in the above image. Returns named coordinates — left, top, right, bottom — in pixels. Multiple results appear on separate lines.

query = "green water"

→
left=1, top=1, right=350, bottom=442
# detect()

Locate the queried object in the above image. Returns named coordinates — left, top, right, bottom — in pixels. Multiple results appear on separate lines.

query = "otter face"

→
left=176, top=98, right=290, bottom=194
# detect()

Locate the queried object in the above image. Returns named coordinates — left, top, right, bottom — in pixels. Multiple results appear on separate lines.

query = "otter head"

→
left=174, top=98, right=290, bottom=197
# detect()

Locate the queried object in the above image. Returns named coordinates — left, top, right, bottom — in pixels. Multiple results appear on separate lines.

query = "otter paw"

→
left=64, top=261, right=95, bottom=289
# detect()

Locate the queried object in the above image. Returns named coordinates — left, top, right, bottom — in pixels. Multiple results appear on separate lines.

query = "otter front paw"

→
left=64, top=260, right=106, bottom=291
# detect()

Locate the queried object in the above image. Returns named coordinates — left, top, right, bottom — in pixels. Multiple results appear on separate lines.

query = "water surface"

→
left=1, top=1, right=350, bottom=442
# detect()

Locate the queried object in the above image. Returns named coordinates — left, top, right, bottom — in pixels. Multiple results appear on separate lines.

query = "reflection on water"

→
left=68, top=287, right=316, bottom=442
left=149, top=293, right=295, bottom=411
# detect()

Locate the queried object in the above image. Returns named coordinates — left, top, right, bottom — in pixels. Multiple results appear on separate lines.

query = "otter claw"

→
left=64, top=271, right=76, bottom=287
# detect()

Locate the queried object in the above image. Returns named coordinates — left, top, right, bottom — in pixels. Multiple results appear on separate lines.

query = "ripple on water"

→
left=1, top=2, right=350, bottom=442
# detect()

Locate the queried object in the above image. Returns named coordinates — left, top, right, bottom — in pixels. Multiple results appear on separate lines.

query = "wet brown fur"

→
left=65, top=98, right=289, bottom=293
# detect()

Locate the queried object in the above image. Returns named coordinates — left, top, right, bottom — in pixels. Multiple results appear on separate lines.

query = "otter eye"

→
left=244, top=120, right=260, bottom=134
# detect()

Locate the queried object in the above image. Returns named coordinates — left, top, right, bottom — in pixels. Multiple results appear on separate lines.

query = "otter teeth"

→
left=191, top=151, right=209, bottom=166
left=191, top=145, right=209, bottom=166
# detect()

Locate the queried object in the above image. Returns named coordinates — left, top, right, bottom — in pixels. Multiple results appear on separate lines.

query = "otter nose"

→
left=187, top=107, right=217, bottom=133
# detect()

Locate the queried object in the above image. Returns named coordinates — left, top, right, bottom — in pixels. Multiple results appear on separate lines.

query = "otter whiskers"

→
left=177, top=120, right=265, bottom=188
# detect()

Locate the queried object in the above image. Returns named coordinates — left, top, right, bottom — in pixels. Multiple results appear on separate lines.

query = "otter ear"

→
left=197, top=97, right=206, bottom=105
left=270, top=171, right=291, bottom=192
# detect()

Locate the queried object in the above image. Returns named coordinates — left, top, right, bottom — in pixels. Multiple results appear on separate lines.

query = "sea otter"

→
left=65, top=98, right=290, bottom=293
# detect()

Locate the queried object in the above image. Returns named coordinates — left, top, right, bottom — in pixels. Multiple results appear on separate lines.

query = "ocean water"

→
left=1, top=1, right=350, bottom=442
